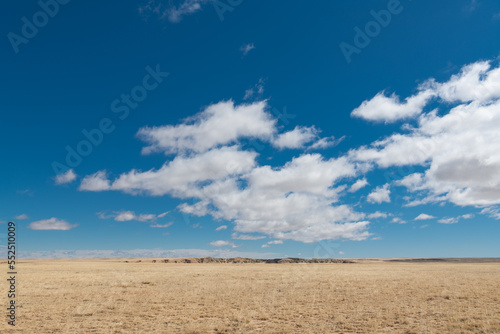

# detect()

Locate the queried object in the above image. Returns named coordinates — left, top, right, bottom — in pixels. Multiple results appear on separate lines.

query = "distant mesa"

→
left=138, top=257, right=355, bottom=264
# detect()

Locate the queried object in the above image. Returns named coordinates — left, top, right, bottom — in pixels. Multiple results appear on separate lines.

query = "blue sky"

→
left=2, top=0, right=500, bottom=258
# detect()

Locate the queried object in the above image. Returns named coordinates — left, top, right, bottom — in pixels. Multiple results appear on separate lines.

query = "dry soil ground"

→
left=1, top=259, right=499, bottom=333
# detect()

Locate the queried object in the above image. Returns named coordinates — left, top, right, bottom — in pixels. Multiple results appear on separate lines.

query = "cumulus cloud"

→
left=351, top=60, right=500, bottom=208
left=28, top=218, right=78, bottom=231
left=351, top=90, right=435, bottom=123
left=54, top=169, right=77, bottom=185
left=215, top=225, right=227, bottom=231
left=367, top=184, right=391, bottom=204
left=81, top=98, right=371, bottom=244
left=209, top=240, right=237, bottom=248
left=79, top=171, right=110, bottom=191
left=138, top=101, right=274, bottom=155
left=433, top=61, right=500, bottom=103
left=272, top=126, right=318, bottom=149
left=351, top=60, right=500, bottom=123
left=414, top=213, right=435, bottom=220
left=88, top=146, right=257, bottom=196
left=349, top=178, right=368, bottom=192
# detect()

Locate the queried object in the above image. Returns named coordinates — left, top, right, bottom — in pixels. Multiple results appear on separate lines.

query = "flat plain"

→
left=2, top=259, right=500, bottom=333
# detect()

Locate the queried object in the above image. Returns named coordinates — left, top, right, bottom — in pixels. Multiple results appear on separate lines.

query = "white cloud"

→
left=438, top=217, right=458, bottom=224
left=138, top=100, right=275, bottom=155
left=243, top=79, right=265, bottom=100
left=14, top=214, right=28, bottom=220
left=349, top=178, right=368, bottom=193
left=351, top=60, right=500, bottom=208
left=231, top=233, right=265, bottom=240
left=114, top=211, right=137, bottom=221
left=367, top=184, right=391, bottom=204
left=338, top=251, right=344, bottom=255
left=433, top=61, right=500, bottom=104
left=79, top=171, right=110, bottom=191
left=438, top=214, right=473, bottom=224
left=85, top=150, right=368, bottom=243
left=28, top=218, right=77, bottom=231
left=272, top=221, right=370, bottom=243
left=54, top=169, right=77, bottom=185
left=391, top=217, right=406, bottom=224
left=81, top=97, right=385, bottom=243
left=99, top=211, right=164, bottom=222
left=309, top=136, right=344, bottom=150
left=139, top=0, right=211, bottom=23
left=240, top=43, right=255, bottom=56
left=367, top=211, right=388, bottom=219
left=215, top=225, right=227, bottom=231
left=480, top=207, right=500, bottom=220
left=158, top=211, right=169, bottom=218
left=262, top=240, right=283, bottom=247
left=150, top=222, right=173, bottom=228
left=414, top=213, right=435, bottom=220
left=90, top=146, right=257, bottom=196
left=351, top=61, right=500, bottom=123
left=209, top=240, right=237, bottom=248
left=272, top=126, right=318, bottom=149
left=351, top=90, right=435, bottom=123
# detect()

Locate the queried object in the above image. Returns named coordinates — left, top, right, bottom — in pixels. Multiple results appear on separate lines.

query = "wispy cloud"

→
left=391, top=217, right=406, bottom=224
left=261, top=240, right=283, bottom=248
left=150, top=222, right=173, bottom=228
left=438, top=214, right=474, bottom=224
left=28, top=218, right=78, bottom=231
left=232, top=233, right=265, bottom=240
left=98, top=211, right=167, bottom=222
left=138, top=0, right=212, bottom=23
left=240, top=43, right=255, bottom=56
left=14, top=214, right=28, bottom=220
left=209, top=240, right=237, bottom=248
left=243, top=78, right=265, bottom=100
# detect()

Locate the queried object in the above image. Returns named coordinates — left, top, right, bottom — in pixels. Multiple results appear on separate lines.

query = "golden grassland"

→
left=2, top=259, right=500, bottom=333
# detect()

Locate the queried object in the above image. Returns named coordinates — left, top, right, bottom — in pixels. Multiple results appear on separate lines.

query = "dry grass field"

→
left=2, top=259, right=500, bottom=333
